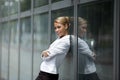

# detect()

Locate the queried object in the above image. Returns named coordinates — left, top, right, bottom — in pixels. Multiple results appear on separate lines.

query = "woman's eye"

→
left=57, top=26, right=61, bottom=28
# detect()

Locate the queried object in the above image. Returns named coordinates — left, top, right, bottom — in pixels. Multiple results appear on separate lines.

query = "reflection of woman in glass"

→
left=78, top=17, right=100, bottom=80
left=36, top=16, right=71, bottom=80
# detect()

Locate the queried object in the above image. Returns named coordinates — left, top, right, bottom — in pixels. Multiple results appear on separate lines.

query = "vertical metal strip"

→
left=31, top=0, right=34, bottom=80
left=8, top=0, right=11, bottom=80
left=73, top=0, right=79, bottom=80
left=48, top=0, right=52, bottom=44
left=0, top=34, right=1, bottom=79
left=8, top=21, right=11, bottom=80
left=0, top=24, right=2, bottom=80
left=18, top=0, right=21, bottom=80
left=113, top=0, right=120, bottom=80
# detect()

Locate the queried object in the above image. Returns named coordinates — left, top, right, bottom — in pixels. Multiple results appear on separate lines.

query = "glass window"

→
left=0, top=1, right=4, bottom=17
left=0, top=1, right=9, bottom=17
left=9, top=20, right=19, bottom=80
left=20, top=0, right=31, bottom=12
left=1, top=22, right=10, bottom=80
left=34, top=0, right=48, bottom=8
left=51, top=7, right=74, bottom=80
left=19, top=17, right=32, bottom=80
left=9, top=0, right=19, bottom=15
left=0, top=0, right=19, bottom=17
left=33, top=13, right=49, bottom=80
left=77, top=0, right=113, bottom=80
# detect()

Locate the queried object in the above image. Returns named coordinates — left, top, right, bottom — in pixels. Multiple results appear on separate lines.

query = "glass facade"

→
left=0, top=0, right=119, bottom=80
left=34, top=0, right=48, bottom=8
left=33, top=13, right=49, bottom=80
left=1, top=22, right=10, bottom=80
left=0, top=0, right=19, bottom=17
left=9, top=20, right=19, bottom=80
left=20, top=0, right=31, bottom=12
left=77, top=1, right=113, bottom=80
left=0, top=0, right=9, bottom=17
left=9, top=0, right=19, bottom=15
left=19, top=17, right=32, bottom=80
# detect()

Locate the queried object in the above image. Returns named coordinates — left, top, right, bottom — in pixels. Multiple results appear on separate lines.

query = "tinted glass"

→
left=77, top=1, right=113, bottom=80
left=1, top=22, right=10, bottom=80
left=9, top=20, right=19, bottom=80
left=33, top=13, right=49, bottom=79
left=0, top=1, right=9, bottom=17
left=34, top=0, right=48, bottom=8
left=0, top=0, right=19, bottom=17
left=9, top=0, right=19, bottom=15
left=20, top=0, right=31, bottom=12
left=19, top=17, right=32, bottom=80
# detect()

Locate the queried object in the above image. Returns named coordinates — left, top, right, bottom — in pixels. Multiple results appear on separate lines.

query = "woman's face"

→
left=54, top=22, right=68, bottom=38
left=79, top=24, right=87, bottom=37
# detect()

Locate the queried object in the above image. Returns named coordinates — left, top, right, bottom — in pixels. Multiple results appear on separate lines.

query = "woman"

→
left=78, top=17, right=100, bottom=80
left=36, top=16, right=71, bottom=80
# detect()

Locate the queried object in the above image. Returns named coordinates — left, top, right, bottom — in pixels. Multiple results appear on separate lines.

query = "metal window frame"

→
left=73, top=0, right=79, bottom=80
left=0, top=23, right=2, bottom=79
left=113, top=0, right=120, bottom=80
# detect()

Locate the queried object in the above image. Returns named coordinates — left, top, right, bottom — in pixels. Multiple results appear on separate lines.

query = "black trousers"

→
left=35, top=71, right=59, bottom=80
left=78, top=72, right=100, bottom=80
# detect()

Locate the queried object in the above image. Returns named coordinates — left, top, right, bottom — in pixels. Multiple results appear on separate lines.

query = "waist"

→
left=40, top=71, right=59, bottom=75
left=40, top=61, right=59, bottom=74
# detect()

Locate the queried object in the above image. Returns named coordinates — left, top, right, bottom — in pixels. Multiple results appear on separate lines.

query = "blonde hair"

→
left=78, top=17, right=87, bottom=26
left=54, top=16, right=70, bottom=26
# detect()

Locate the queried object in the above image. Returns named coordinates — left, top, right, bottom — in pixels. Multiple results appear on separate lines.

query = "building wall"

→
left=0, top=0, right=119, bottom=80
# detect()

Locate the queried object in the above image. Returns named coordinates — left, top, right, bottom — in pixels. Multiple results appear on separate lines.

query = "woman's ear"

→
left=65, top=24, right=68, bottom=29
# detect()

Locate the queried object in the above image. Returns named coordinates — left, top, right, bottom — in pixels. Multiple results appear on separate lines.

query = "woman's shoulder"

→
left=61, top=35, right=70, bottom=39
left=58, top=35, right=70, bottom=44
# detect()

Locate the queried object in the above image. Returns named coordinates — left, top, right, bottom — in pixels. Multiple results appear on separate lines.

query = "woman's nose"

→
left=55, top=28, right=59, bottom=32
left=84, top=29, right=87, bottom=32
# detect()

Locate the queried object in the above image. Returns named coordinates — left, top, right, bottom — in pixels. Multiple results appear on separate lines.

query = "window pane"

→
left=20, top=17, right=32, bottom=80
left=9, top=0, right=19, bottom=15
left=33, top=13, right=49, bottom=80
left=20, top=0, right=31, bottom=12
left=9, top=20, right=19, bottom=80
left=34, top=0, right=48, bottom=8
left=51, top=7, right=74, bottom=80
left=77, top=1, right=113, bottom=80
left=1, top=22, right=10, bottom=80
left=0, top=1, right=9, bottom=17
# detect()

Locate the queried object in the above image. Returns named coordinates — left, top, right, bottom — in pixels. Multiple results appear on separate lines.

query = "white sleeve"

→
left=43, top=38, right=70, bottom=60
left=78, top=38, right=94, bottom=59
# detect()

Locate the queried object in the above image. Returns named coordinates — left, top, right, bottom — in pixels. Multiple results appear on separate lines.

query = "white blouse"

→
left=78, top=37, right=96, bottom=74
left=40, top=35, right=70, bottom=74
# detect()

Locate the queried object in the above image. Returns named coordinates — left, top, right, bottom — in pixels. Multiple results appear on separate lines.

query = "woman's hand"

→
left=41, top=51, right=49, bottom=57
left=92, top=52, right=96, bottom=60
